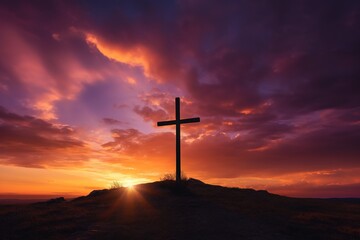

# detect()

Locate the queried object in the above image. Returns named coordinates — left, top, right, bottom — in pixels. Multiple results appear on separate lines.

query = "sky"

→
left=0, top=0, right=359, bottom=198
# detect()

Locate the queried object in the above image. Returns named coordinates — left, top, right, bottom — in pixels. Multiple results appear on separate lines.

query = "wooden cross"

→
left=157, top=97, right=200, bottom=183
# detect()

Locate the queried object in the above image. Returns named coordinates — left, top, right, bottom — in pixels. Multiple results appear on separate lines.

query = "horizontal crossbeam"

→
left=157, top=117, right=200, bottom=126
left=157, top=120, right=176, bottom=126
left=179, top=117, right=200, bottom=124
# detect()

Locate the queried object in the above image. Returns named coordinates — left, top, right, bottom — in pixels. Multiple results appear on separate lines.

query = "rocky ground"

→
left=0, top=179, right=359, bottom=239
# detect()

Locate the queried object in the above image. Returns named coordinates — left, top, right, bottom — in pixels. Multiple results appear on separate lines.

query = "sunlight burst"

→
left=123, top=179, right=136, bottom=189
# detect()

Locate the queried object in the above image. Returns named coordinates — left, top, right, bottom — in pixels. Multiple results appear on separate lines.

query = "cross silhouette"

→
left=157, top=97, right=200, bottom=183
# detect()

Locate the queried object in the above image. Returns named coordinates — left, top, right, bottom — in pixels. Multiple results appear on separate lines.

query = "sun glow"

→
left=123, top=179, right=137, bottom=188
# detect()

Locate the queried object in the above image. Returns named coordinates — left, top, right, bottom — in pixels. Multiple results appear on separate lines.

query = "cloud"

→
left=0, top=106, right=90, bottom=167
left=6, top=0, right=359, bottom=116
left=133, top=89, right=203, bottom=128
left=102, top=106, right=360, bottom=179
left=99, top=122, right=360, bottom=198
left=102, top=128, right=175, bottom=172
left=0, top=2, right=135, bottom=119
left=133, top=106, right=168, bottom=125
left=102, top=118, right=126, bottom=125
left=80, top=0, right=359, bottom=144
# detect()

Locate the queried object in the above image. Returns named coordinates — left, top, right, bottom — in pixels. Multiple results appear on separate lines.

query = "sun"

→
left=126, top=185, right=135, bottom=191
left=123, top=180, right=136, bottom=189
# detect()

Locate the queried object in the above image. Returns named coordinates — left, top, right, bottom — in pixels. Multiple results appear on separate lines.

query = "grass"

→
left=160, top=172, right=188, bottom=181
left=109, top=180, right=123, bottom=189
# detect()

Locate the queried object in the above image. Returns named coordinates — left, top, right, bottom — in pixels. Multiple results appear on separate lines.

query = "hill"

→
left=0, top=179, right=359, bottom=239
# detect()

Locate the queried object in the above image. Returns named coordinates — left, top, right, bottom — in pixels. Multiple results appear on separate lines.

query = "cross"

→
left=157, top=97, right=200, bottom=183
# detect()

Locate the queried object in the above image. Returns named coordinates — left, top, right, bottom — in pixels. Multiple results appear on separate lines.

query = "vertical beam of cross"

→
left=157, top=97, right=200, bottom=183
left=175, top=97, right=181, bottom=182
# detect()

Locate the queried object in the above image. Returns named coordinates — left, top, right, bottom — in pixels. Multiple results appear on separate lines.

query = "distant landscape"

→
left=0, top=195, right=77, bottom=205
left=1, top=179, right=359, bottom=240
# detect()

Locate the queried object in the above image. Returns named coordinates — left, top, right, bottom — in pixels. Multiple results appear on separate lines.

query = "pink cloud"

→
left=0, top=106, right=92, bottom=168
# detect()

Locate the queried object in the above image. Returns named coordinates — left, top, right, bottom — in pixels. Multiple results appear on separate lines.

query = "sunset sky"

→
left=0, top=0, right=359, bottom=198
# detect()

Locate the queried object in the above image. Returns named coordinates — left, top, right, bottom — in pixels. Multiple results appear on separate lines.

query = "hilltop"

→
left=0, top=179, right=359, bottom=239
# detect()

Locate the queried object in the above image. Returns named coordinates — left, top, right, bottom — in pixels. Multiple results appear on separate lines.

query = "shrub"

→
left=160, top=172, right=188, bottom=181
left=110, top=180, right=123, bottom=189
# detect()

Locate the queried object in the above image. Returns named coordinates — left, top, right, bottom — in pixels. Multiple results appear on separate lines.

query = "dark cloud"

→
left=180, top=1, right=360, bottom=118
left=12, top=0, right=354, bottom=122
left=2, top=1, right=359, bottom=116
left=0, top=106, right=88, bottom=167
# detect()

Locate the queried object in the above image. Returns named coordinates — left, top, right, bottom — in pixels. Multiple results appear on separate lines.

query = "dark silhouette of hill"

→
left=0, top=179, right=359, bottom=239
